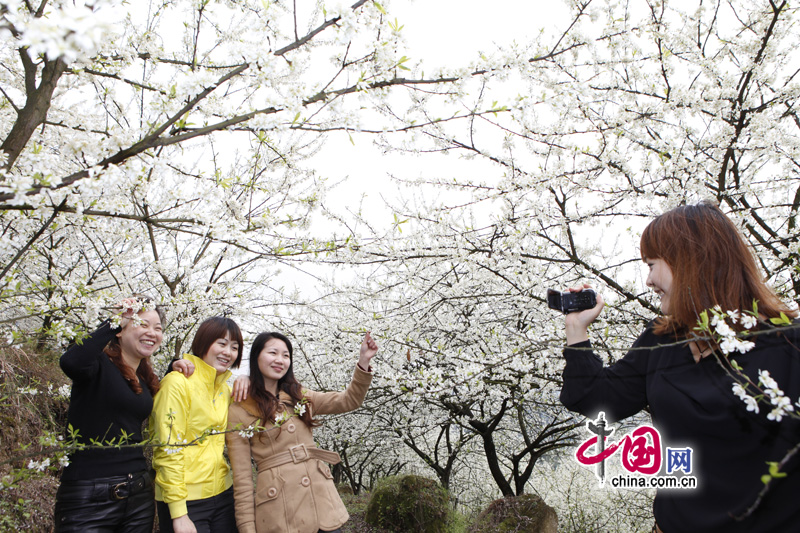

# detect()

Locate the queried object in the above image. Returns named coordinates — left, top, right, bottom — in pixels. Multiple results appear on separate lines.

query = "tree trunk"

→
left=1, top=53, right=67, bottom=171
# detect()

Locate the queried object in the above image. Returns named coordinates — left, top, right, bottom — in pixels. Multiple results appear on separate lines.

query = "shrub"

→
left=468, top=494, right=558, bottom=533
left=364, top=474, right=451, bottom=533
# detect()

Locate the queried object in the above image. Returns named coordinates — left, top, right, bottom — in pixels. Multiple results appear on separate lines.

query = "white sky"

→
left=391, top=0, right=565, bottom=67
left=313, top=0, right=569, bottom=227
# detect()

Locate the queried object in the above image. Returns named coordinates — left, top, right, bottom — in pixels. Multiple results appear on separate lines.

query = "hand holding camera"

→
left=547, top=288, right=597, bottom=314
left=553, top=284, right=605, bottom=345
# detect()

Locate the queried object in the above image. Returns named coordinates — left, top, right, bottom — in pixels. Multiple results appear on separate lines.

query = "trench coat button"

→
left=267, top=487, right=277, bottom=498
left=301, top=476, right=310, bottom=487
left=286, top=423, right=296, bottom=433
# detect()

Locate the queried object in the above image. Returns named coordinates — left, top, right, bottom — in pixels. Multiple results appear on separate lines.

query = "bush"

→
left=468, top=494, right=558, bottom=533
left=364, top=475, right=451, bottom=533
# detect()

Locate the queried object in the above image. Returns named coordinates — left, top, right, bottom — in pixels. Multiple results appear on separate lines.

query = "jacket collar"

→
left=183, top=352, right=232, bottom=387
left=240, top=396, right=261, bottom=418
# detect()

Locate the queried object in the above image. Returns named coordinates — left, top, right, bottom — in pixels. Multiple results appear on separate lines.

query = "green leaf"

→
left=769, top=312, right=791, bottom=326
left=768, top=462, right=787, bottom=479
left=696, top=310, right=710, bottom=333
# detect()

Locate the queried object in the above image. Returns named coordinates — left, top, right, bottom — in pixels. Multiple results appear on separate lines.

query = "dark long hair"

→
left=190, top=316, right=244, bottom=367
left=640, top=201, right=795, bottom=336
left=248, top=332, right=316, bottom=431
left=104, top=295, right=165, bottom=395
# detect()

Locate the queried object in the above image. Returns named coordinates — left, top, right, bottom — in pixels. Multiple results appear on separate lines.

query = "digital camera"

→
left=547, top=289, right=597, bottom=314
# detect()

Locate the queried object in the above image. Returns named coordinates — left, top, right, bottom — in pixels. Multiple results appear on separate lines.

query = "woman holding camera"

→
left=55, top=296, right=163, bottom=532
left=226, top=331, right=378, bottom=533
left=560, top=202, right=800, bottom=532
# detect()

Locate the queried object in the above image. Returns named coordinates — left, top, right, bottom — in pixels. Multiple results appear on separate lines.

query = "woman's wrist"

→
left=565, top=325, right=590, bottom=346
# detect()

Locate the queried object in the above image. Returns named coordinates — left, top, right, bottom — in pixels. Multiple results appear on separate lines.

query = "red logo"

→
left=576, top=425, right=662, bottom=475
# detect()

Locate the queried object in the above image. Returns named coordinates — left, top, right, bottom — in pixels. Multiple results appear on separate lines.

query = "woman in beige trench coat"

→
left=226, top=331, right=378, bottom=533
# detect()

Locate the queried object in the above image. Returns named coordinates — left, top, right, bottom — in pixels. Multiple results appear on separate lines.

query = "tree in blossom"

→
left=0, top=0, right=463, bottom=350
left=301, top=0, right=800, bottom=512
left=3, top=0, right=800, bottom=529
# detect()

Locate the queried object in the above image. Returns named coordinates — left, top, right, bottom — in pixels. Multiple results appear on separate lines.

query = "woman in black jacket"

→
left=54, top=296, right=164, bottom=532
left=560, top=202, right=800, bottom=532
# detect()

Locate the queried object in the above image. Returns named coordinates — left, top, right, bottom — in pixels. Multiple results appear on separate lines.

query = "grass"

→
left=341, top=491, right=389, bottom=533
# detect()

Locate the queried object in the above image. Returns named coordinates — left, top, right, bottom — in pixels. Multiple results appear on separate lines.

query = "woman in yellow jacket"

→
left=151, top=316, right=244, bottom=533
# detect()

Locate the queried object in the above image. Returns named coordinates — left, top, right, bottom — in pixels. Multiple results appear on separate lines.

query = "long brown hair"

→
left=640, top=201, right=795, bottom=336
left=104, top=296, right=165, bottom=395
left=248, top=332, right=317, bottom=432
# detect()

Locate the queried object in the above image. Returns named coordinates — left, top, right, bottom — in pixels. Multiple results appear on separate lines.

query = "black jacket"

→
left=561, top=322, right=800, bottom=533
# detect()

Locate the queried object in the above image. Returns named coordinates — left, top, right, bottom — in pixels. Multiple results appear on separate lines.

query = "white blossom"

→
left=743, top=396, right=760, bottom=414
left=741, top=314, right=758, bottom=330
left=731, top=383, right=747, bottom=400
left=713, top=320, right=735, bottom=339
left=759, top=370, right=780, bottom=392
left=18, top=1, right=114, bottom=64
left=238, top=426, right=255, bottom=439
left=274, top=411, right=289, bottom=425
left=27, top=458, right=51, bottom=472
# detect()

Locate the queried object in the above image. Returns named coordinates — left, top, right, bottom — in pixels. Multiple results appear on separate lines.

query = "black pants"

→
left=157, top=487, right=237, bottom=533
left=54, top=471, right=154, bottom=533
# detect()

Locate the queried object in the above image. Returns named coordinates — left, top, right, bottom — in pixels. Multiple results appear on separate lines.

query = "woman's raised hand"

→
left=564, top=284, right=605, bottom=345
left=358, top=331, right=378, bottom=370
left=115, top=297, right=138, bottom=329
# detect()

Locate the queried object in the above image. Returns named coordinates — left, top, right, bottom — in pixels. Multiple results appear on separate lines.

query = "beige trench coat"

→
left=226, top=366, right=372, bottom=533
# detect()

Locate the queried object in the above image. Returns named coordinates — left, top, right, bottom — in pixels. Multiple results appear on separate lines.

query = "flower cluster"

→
left=10, top=0, right=116, bottom=64
left=27, top=458, right=50, bottom=472
left=273, top=397, right=310, bottom=427
left=732, top=371, right=798, bottom=422
left=50, top=383, right=71, bottom=399
left=164, top=443, right=186, bottom=456
left=274, top=410, right=290, bottom=426
left=699, top=305, right=799, bottom=423
left=707, top=307, right=756, bottom=355
left=732, top=383, right=760, bottom=414
left=758, top=370, right=795, bottom=422
left=109, top=297, right=157, bottom=328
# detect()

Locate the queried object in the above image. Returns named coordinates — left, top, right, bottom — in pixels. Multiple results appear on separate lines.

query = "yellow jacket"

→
left=150, top=353, right=233, bottom=518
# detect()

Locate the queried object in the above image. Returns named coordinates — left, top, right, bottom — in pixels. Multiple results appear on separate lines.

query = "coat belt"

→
left=257, top=443, right=341, bottom=471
